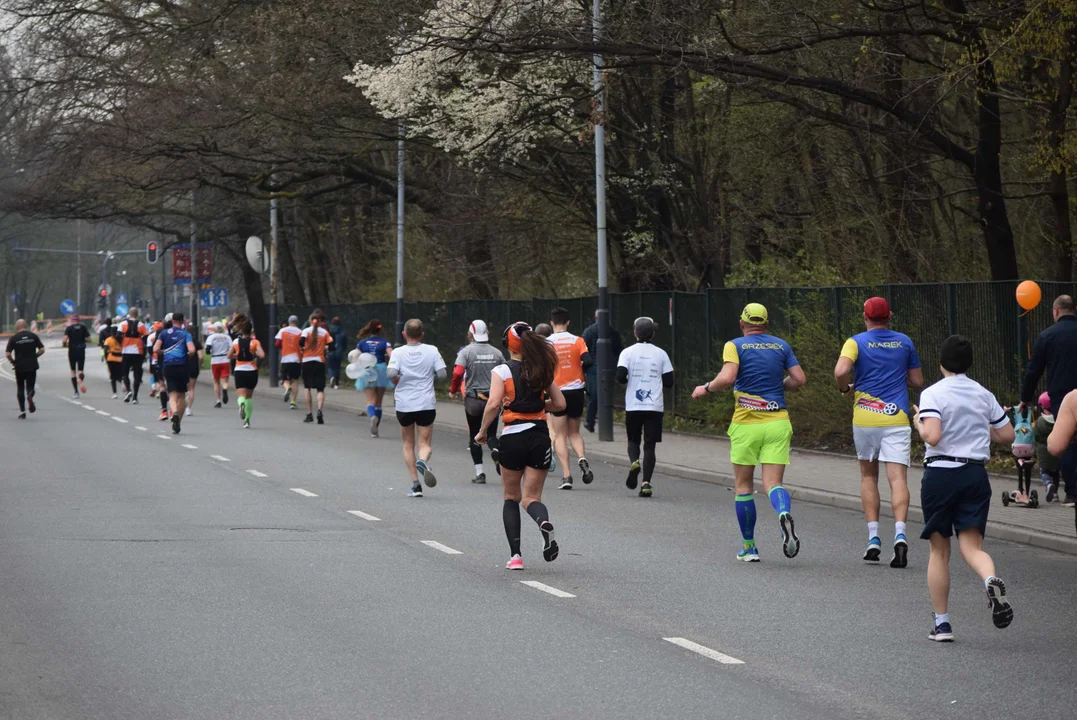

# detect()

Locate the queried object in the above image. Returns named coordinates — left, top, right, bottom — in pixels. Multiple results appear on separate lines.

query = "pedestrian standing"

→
left=5, top=319, right=44, bottom=419
left=833, top=297, right=923, bottom=567
left=616, top=317, right=673, bottom=498
left=1021, top=294, right=1077, bottom=508
left=582, top=311, right=623, bottom=433
left=327, top=316, right=345, bottom=389
left=450, top=319, right=505, bottom=484
left=692, top=303, right=805, bottom=562
left=913, top=334, right=1014, bottom=642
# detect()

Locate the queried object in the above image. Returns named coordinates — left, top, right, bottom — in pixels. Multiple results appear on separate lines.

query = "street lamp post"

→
left=395, top=124, right=405, bottom=345
left=593, top=0, right=613, bottom=442
left=269, top=194, right=280, bottom=387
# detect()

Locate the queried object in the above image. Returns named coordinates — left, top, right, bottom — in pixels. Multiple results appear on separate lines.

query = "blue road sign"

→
left=116, top=294, right=128, bottom=305
left=200, top=288, right=228, bottom=308
left=115, top=303, right=129, bottom=317
left=60, top=299, right=76, bottom=315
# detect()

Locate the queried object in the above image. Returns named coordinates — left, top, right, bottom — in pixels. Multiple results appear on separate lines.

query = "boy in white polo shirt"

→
left=913, top=335, right=1014, bottom=642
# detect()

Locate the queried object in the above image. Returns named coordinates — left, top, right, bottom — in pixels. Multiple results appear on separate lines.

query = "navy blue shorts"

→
left=919, top=463, right=991, bottom=540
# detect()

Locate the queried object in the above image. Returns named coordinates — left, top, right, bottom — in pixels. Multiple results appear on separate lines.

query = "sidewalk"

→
left=207, top=375, right=1077, bottom=555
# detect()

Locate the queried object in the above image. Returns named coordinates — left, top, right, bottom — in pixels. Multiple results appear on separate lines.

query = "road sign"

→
left=60, top=299, right=76, bottom=315
left=115, top=303, right=129, bottom=317
left=200, top=288, right=229, bottom=308
left=172, top=243, right=192, bottom=284
left=195, top=243, right=212, bottom=283
left=116, top=293, right=128, bottom=305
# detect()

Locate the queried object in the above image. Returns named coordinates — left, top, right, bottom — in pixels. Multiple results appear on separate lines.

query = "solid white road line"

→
left=662, top=637, right=745, bottom=665
left=96, top=410, right=110, bottom=416
left=210, top=455, right=230, bottom=462
left=247, top=469, right=268, bottom=478
left=156, top=434, right=171, bottom=440
left=134, top=426, right=147, bottom=431
left=520, top=580, right=576, bottom=598
left=421, top=540, right=463, bottom=555
left=181, top=444, right=198, bottom=449
left=112, top=417, right=128, bottom=424
left=348, top=510, right=381, bottom=522
left=290, top=488, right=318, bottom=497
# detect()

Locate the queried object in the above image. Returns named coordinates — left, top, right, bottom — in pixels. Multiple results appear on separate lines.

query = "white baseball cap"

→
left=469, top=319, right=489, bottom=342
left=164, top=313, right=173, bottom=322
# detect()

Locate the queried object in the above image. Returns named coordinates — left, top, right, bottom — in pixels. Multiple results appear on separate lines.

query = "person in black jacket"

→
left=1021, top=294, right=1077, bottom=506
left=581, top=311, right=623, bottom=433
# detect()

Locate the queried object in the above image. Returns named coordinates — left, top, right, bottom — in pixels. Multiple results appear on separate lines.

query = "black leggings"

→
left=15, top=370, right=35, bottom=412
left=122, top=355, right=143, bottom=398
left=1016, top=457, right=1034, bottom=495
left=466, top=409, right=498, bottom=465
left=628, top=439, right=658, bottom=482
left=107, top=361, right=123, bottom=394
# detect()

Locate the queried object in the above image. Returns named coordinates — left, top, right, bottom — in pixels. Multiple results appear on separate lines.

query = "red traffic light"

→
left=99, top=289, right=108, bottom=297
left=146, top=240, right=160, bottom=264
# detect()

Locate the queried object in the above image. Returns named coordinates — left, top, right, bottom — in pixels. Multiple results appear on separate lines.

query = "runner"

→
left=152, top=312, right=195, bottom=435
left=692, top=303, right=806, bottom=562
left=533, top=323, right=557, bottom=473
left=474, top=322, right=566, bottom=569
left=5, top=319, right=44, bottom=419
left=355, top=319, right=393, bottom=437
left=547, top=308, right=594, bottom=489
left=450, top=319, right=505, bottom=483
left=104, top=327, right=124, bottom=398
left=228, top=314, right=264, bottom=428
left=833, top=297, right=923, bottom=568
left=97, top=318, right=113, bottom=363
left=913, top=335, right=1014, bottom=641
left=299, top=314, right=332, bottom=424
left=275, top=315, right=302, bottom=409
left=63, top=314, right=91, bottom=398
left=387, top=319, right=447, bottom=497
left=205, top=322, right=232, bottom=407
left=616, top=317, right=674, bottom=498
left=118, top=308, right=148, bottom=404
left=148, top=316, right=169, bottom=421
left=184, top=320, right=204, bottom=416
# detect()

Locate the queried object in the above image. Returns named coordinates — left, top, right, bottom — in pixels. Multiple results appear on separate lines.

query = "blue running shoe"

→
left=407, top=483, right=423, bottom=498
left=864, top=536, right=882, bottom=562
left=929, top=615, right=954, bottom=642
left=738, top=545, right=760, bottom=562
left=780, top=513, right=800, bottom=558
left=416, top=459, right=436, bottom=488
left=890, top=534, right=908, bottom=568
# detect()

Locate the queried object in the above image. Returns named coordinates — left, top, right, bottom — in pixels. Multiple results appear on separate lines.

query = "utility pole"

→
left=395, top=124, right=405, bottom=345
left=76, top=221, right=82, bottom=314
left=593, top=0, right=613, bottom=442
left=269, top=193, right=280, bottom=387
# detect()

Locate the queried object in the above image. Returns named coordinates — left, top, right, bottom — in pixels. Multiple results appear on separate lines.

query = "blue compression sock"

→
left=367, top=404, right=376, bottom=418
left=375, top=407, right=383, bottom=419
left=768, top=485, right=792, bottom=516
left=735, top=494, right=757, bottom=547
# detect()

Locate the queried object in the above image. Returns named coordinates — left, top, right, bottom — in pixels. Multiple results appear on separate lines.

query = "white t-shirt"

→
left=618, top=342, right=673, bottom=412
left=205, top=332, right=233, bottom=365
left=388, top=343, right=446, bottom=412
left=918, top=374, right=1010, bottom=467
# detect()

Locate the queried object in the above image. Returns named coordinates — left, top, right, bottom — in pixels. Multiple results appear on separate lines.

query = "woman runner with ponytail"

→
left=356, top=319, right=392, bottom=437
left=227, top=314, right=265, bottom=429
left=475, top=322, right=566, bottom=570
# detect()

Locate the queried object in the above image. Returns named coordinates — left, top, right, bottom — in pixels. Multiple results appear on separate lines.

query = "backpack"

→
left=124, top=319, right=141, bottom=339
left=1012, top=407, right=1034, bottom=458
left=237, top=337, right=254, bottom=362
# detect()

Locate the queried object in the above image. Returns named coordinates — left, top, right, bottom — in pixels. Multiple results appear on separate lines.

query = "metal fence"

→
left=286, top=280, right=1065, bottom=420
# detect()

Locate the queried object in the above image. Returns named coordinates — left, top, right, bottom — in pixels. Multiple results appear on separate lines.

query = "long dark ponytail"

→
left=358, top=319, right=383, bottom=340
left=518, top=327, right=556, bottom=392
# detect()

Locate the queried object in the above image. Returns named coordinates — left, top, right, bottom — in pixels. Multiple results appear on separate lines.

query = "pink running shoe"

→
left=506, top=555, right=524, bottom=570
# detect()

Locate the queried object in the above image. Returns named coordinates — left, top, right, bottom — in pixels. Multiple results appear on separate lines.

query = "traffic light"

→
left=97, top=289, right=107, bottom=310
left=147, top=241, right=159, bottom=264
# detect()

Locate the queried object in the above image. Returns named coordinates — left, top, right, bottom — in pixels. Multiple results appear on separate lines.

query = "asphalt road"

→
left=2, top=350, right=1076, bottom=719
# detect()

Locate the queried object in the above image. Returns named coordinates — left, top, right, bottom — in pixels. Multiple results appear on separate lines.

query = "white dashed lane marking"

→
left=95, top=410, right=110, bottom=416
left=112, top=417, right=128, bottom=424
left=156, top=435, right=171, bottom=441
left=134, top=426, right=147, bottom=431
left=348, top=510, right=381, bottom=522
left=290, top=488, right=318, bottom=497
left=662, top=637, right=744, bottom=665
left=82, top=405, right=95, bottom=411
left=520, top=581, right=576, bottom=598
left=421, top=541, right=463, bottom=555
left=181, top=444, right=198, bottom=450
left=247, top=469, right=268, bottom=478
left=210, top=455, right=230, bottom=462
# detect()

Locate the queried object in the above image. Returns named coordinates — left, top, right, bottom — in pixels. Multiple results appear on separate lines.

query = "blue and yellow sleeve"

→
left=722, top=341, right=739, bottom=364
left=840, top=338, right=858, bottom=363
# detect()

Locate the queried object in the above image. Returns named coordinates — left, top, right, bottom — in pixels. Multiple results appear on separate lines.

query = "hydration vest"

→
left=237, top=337, right=255, bottom=363
left=503, top=359, right=546, bottom=424
left=124, top=320, right=141, bottom=339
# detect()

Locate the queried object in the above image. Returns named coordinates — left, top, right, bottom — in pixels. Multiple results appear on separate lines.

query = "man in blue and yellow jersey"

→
left=834, top=296, right=923, bottom=568
left=692, top=302, right=806, bottom=562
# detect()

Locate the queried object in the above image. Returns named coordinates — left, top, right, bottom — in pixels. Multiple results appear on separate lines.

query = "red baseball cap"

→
left=864, top=297, right=891, bottom=321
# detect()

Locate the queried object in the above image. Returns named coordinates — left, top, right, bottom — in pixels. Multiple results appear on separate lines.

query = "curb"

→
left=322, top=393, right=1077, bottom=557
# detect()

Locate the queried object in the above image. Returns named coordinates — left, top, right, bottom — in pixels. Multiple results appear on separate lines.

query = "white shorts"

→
left=853, top=425, right=911, bottom=466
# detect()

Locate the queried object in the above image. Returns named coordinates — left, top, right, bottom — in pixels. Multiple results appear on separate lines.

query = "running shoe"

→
left=243, top=421, right=250, bottom=429
left=124, top=391, right=133, bottom=403
left=864, top=537, right=882, bottom=563
left=72, top=392, right=79, bottom=399
left=472, top=472, right=486, bottom=484
left=929, top=615, right=954, bottom=642
left=283, top=388, right=291, bottom=403
left=149, top=387, right=158, bottom=398
left=407, top=484, right=423, bottom=498
left=890, top=535, right=909, bottom=569
left=986, top=577, right=1013, bottom=629
left=639, top=482, right=653, bottom=498
left=131, top=397, right=138, bottom=405
left=317, top=411, right=324, bottom=425
left=416, top=459, right=437, bottom=488
left=491, top=445, right=501, bottom=475
left=159, top=410, right=169, bottom=421
left=1046, top=482, right=1058, bottom=503
left=506, top=555, right=524, bottom=570
left=111, top=393, right=118, bottom=399
left=549, top=453, right=557, bottom=474
left=738, top=545, right=760, bottom=562
left=17, top=411, right=25, bottom=420
left=214, top=401, right=222, bottom=409
left=28, top=396, right=35, bottom=414
left=559, top=477, right=573, bottom=490
left=1063, top=496, right=1077, bottom=508
left=222, top=389, right=228, bottom=405
left=290, top=402, right=297, bottom=410
left=780, top=513, right=800, bottom=558
left=171, top=415, right=181, bottom=435
left=185, top=408, right=192, bottom=417
left=539, top=521, right=559, bottom=562
left=626, top=460, right=640, bottom=490
left=584, top=422, right=595, bottom=433
left=304, top=413, right=314, bottom=423
left=579, top=458, right=594, bottom=484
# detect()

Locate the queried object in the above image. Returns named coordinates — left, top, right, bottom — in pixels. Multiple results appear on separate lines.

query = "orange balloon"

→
left=1016, top=280, right=1042, bottom=311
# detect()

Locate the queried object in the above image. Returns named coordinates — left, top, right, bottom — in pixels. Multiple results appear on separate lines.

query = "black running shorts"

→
left=281, top=362, right=301, bottom=380
left=552, top=388, right=585, bottom=419
left=302, top=362, right=326, bottom=391
left=163, top=364, right=190, bottom=394
left=397, top=409, right=436, bottom=427
left=68, top=349, right=86, bottom=372
left=234, top=370, right=258, bottom=390
left=498, top=425, right=552, bottom=471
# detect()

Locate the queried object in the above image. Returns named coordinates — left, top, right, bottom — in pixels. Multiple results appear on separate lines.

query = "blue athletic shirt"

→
left=158, top=327, right=193, bottom=366
left=840, top=329, right=921, bottom=427
left=358, top=336, right=390, bottom=364
left=722, top=334, right=799, bottom=424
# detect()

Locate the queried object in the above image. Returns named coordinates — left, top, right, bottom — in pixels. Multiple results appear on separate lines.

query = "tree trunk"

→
left=1047, top=31, right=1074, bottom=281
left=973, top=79, right=1019, bottom=280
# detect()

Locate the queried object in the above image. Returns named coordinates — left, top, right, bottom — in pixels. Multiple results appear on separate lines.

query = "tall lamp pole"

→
left=395, top=124, right=405, bottom=345
left=593, top=0, right=613, bottom=442
left=269, top=193, right=280, bottom=387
